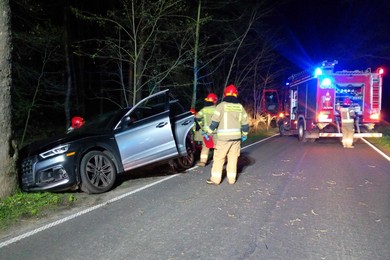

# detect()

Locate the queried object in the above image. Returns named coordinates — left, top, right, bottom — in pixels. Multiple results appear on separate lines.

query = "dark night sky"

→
left=272, top=0, right=390, bottom=120
left=275, top=0, right=388, bottom=67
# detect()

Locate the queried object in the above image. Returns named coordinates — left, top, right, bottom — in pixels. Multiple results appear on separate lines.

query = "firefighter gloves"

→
left=201, top=131, right=210, bottom=141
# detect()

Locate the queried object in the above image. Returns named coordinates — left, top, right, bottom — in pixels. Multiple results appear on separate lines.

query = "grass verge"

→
left=0, top=192, right=76, bottom=231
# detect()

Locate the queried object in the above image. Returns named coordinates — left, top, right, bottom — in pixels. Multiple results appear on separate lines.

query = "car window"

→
left=78, top=108, right=129, bottom=132
left=169, top=100, right=185, bottom=118
left=115, top=90, right=169, bottom=130
left=143, top=93, right=168, bottom=116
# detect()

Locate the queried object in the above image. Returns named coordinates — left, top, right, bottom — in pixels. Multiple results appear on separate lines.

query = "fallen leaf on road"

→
left=311, top=209, right=319, bottom=216
left=289, top=218, right=301, bottom=225
left=272, top=172, right=286, bottom=176
left=364, top=179, right=373, bottom=184
left=358, top=202, right=368, bottom=207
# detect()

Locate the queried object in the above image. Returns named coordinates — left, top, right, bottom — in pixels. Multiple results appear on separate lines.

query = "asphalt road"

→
left=1, top=136, right=389, bottom=260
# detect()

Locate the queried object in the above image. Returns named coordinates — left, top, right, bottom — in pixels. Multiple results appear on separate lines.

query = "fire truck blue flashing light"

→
left=314, top=68, right=322, bottom=77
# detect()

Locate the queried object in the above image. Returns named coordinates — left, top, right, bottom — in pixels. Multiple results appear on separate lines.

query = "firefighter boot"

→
left=227, top=178, right=236, bottom=185
left=196, top=162, right=206, bottom=167
left=207, top=172, right=221, bottom=185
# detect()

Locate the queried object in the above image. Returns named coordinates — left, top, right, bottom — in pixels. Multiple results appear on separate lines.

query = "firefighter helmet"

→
left=205, top=93, right=218, bottom=103
left=224, top=84, right=238, bottom=97
left=71, top=116, right=85, bottom=129
left=343, top=97, right=352, bottom=106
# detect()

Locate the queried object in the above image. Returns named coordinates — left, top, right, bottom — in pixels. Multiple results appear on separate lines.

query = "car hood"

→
left=19, top=130, right=109, bottom=158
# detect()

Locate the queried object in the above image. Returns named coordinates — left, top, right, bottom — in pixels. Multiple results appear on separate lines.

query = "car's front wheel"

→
left=80, top=151, right=117, bottom=194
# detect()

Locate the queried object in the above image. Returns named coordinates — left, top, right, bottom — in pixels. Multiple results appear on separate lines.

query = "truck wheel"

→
left=80, top=151, right=117, bottom=194
left=298, top=121, right=307, bottom=142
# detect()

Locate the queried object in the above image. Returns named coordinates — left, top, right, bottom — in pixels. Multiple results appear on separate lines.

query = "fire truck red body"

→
left=260, top=89, right=282, bottom=116
left=278, top=60, right=383, bottom=143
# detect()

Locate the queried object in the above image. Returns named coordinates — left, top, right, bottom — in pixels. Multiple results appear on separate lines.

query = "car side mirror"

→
left=121, top=116, right=132, bottom=128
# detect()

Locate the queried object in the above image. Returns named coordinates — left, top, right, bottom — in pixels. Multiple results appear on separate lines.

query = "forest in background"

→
left=10, top=0, right=390, bottom=148
left=11, top=0, right=289, bottom=147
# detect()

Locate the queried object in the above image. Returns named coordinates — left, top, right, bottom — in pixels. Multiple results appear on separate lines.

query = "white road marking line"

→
left=241, top=134, right=279, bottom=151
left=361, top=138, right=390, bottom=161
left=0, top=174, right=178, bottom=249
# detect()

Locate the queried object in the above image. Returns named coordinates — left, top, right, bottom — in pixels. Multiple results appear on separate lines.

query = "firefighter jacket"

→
left=195, top=102, right=216, bottom=133
left=207, top=96, right=249, bottom=141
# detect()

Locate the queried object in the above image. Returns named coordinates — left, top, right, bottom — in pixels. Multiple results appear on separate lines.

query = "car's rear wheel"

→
left=80, top=151, right=117, bottom=194
left=174, top=137, right=195, bottom=172
left=279, top=123, right=285, bottom=136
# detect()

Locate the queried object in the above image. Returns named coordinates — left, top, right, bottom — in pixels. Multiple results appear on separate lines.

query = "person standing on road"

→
left=195, top=93, right=218, bottom=167
left=205, top=84, right=249, bottom=185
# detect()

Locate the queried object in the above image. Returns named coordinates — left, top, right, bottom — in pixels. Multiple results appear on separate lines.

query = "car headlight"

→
left=39, top=144, right=70, bottom=159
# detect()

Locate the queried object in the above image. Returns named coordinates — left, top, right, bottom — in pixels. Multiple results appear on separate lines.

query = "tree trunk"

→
left=191, top=0, right=201, bottom=110
left=64, top=4, right=73, bottom=130
left=0, top=0, right=18, bottom=198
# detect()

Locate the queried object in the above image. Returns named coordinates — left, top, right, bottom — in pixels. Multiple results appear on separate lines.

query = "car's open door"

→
left=114, top=90, right=178, bottom=171
left=169, top=100, right=194, bottom=156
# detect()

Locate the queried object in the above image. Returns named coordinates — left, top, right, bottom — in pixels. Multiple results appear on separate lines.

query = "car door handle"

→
left=156, top=122, right=168, bottom=128
left=182, top=120, right=192, bottom=125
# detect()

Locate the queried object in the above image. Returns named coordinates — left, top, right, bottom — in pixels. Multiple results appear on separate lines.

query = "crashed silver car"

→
left=19, top=90, right=195, bottom=194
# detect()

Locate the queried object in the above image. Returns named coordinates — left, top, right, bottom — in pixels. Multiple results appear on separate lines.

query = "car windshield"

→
left=77, top=108, right=131, bottom=132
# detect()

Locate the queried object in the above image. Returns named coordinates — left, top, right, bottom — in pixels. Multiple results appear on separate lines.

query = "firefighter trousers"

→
left=199, top=143, right=211, bottom=164
left=199, top=134, right=216, bottom=164
left=210, top=139, right=241, bottom=184
left=342, top=121, right=354, bottom=148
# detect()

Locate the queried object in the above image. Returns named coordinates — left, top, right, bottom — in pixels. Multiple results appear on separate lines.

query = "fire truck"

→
left=260, top=89, right=281, bottom=116
left=278, top=60, right=384, bottom=143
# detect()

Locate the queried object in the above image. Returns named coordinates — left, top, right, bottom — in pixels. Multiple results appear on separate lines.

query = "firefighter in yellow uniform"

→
left=338, top=97, right=355, bottom=148
left=205, top=84, right=249, bottom=185
left=195, top=93, right=218, bottom=167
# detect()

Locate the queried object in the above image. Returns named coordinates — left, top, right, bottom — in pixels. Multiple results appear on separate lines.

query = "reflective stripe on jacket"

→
left=196, top=105, right=216, bottom=133
left=210, top=101, right=248, bottom=141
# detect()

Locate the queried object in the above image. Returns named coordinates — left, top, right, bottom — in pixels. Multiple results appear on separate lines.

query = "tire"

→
left=174, top=136, right=195, bottom=172
left=298, top=120, right=307, bottom=142
left=279, top=123, right=285, bottom=136
left=80, top=151, right=117, bottom=194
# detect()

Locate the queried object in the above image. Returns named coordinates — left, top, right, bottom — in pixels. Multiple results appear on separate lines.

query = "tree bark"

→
left=64, top=4, right=73, bottom=130
left=191, top=0, right=201, bottom=110
left=0, top=0, right=18, bottom=198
